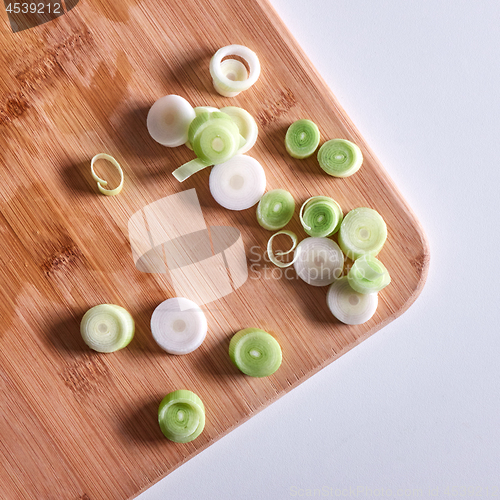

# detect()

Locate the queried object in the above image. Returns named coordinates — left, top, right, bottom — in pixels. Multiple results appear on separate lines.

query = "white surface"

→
left=138, top=1, right=500, bottom=498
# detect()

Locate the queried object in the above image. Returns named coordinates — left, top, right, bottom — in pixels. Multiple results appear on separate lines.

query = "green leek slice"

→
left=347, top=255, right=391, bottom=294
left=229, top=328, right=282, bottom=377
left=185, top=106, right=219, bottom=150
left=338, top=207, right=387, bottom=260
left=317, top=139, right=363, bottom=177
left=90, top=154, right=124, bottom=196
left=299, top=196, right=343, bottom=237
left=267, top=230, right=298, bottom=268
left=158, top=390, right=205, bottom=443
left=257, top=189, right=295, bottom=230
left=285, top=119, right=320, bottom=159
left=80, top=304, right=134, bottom=352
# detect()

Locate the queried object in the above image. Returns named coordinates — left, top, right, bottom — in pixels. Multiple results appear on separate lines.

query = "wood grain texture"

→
left=0, top=0, right=429, bottom=498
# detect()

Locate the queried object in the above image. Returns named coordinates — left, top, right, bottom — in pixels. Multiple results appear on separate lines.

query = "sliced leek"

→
left=293, top=237, right=344, bottom=286
left=220, top=106, right=258, bottom=154
left=285, top=119, right=320, bottom=159
left=347, top=255, right=391, bottom=294
left=185, top=106, right=219, bottom=150
left=299, top=196, right=343, bottom=237
left=172, top=158, right=212, bottom=182
left=317, top=139, right=363, bottom=177
left=326, top=276, right=378, bottom=325
left=80, top=304, right=134, bottom=352
left=147, top=95, right=196, bottom=147
left=150, top=297, right=207, bottom=355
left=90, top=154, right=124, bottom=196
left=257, top=189, right=295, bottom=230
left=229, top=328, right=282, bottom=377
left=158, top=390, right=205, bottom=443
left=267, top=230, right=298, bottom=268
left=209, top=155, right=266, bottom=210
left=210, top=45, right=261, bottom=97
left=338, top=207, right=387, bottom=260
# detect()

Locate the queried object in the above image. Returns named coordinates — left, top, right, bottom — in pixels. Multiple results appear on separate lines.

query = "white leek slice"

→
left=220, top=106, right=258, bottom=154
left=80, top=304, right=134, bottom=352
left=90, top=154, right=124, bottom=196
left=210, top=45, right=261, bottom=97
left=150, top=297, right=207, bottom=355
left=338, top=207, right=387, bottom=260
left=347, top=255, right=391, bottom=294
left=229, top=328, right=282, bottom=377
left=147, top=95, right=196, bottom=147
left=293, top=237, right=344, bottom=287
left=326, top=276, right=378, bottom=324
left=158, top=390, right=205, bottom=443
left=267, top=230, right=298, bottom=268
left=299, top=196, right=343, bottom=237
left=209, top=155, right=266, bottom=210
left=173, top=158, right=212, bottom=182
left=220, top=59, right=248, bottom=83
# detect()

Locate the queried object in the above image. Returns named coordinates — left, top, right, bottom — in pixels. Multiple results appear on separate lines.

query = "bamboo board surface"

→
left=0, top=0, right=429, bottom=498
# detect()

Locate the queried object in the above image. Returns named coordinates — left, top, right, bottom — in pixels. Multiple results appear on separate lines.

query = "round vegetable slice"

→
left=220, top=106, right=258, bottom=154
left=338, top=207, right=387, bottom=260
left=347, top=255, right=391, bottom=294
left=185, top=107, right=219, bottom=150
left=257, top=189, right=295, bottom=230
left=90, top=154, right=124, bottom=196
left=158, top=390, right=205, bottom=443
left=299, top=196, right=343, bottom=237
left=150, top=297, right=207, bottom=355
left=147, top=95, right=196, bottom=147
left=317, top=139, right=363, bottom=177
left=80, top=304, right=134, bottom=352
left=326, top=276, right=378, bottom=324
left=293, top=237, right=344, bottom=286
left=267, top=230, right=298, bottom=268
left=209, top=155, right=266, bottom=210
left=285, top=119, right=320, bottom=159
left=229, top=328, right=282, bottom=377
left=210, top=45, right=261, bottom=97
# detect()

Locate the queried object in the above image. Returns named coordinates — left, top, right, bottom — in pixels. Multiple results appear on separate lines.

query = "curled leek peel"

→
left=285, top=119, right=320, bottom=159
left=189, top=111, right=241, bottom=164
left=185, top=106, right=219, bottom=150
left=347, top=255, right=391, bottom=294
left=326, top=276, right=378, bottom=325
left=300, top=196, right=343, bottom=237
left=257, top=189, right=295, bottom=231
left=209, top=155, right=266, bottom=210
left=158, top=390, right=205, bottom=443
left=150, top=297, right=207, bottom=355
left=173, top=158, right=212, bottom=182
left=210, top=44, right=261, bottom=97
left=338, top=207, right=387, bottom=260
left=80, top=304, right=135, bottom=352
left=293, top=237, right=344, bottom=287
left=220, top=106, right=258, bottom=154
left=267, top=230, right=298, bottom=268
left=229, top=328, right=282, bottom=377
left=317, top=139, right=363, bottom=177
left=147, top=95, right=196, bottom=147
left=90, top=154, right=124, bottom=196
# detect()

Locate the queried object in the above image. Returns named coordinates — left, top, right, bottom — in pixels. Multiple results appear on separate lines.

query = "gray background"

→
left=139, top=1, right=500, bottom=498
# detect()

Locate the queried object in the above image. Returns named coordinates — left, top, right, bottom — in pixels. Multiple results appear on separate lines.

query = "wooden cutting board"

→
left=0, top=0, right=429, bottom=498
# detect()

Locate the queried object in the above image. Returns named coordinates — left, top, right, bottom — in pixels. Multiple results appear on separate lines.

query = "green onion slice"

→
left=90, top=153, right=124, bottom=196
left=285, top=119, right=320, bottom=159
left=147, top=95, right=196, bottom=147
left=338, top=207, right=387, bottom=260
left=220, top=106, right=258, bottom=154
left=299, top=196, right=343, bottom=237
left=185, top=107, right=219, bottom=150
left=173, top=158, right=213, bottom=182
left=267, top=230, right=298, bottom=268
left=317, top=138, right=363, bottom=177
left=210, top=45, right=261, bottom=97
left=158, top=390, right=205, bottom=443
left=347, top=255, right=391, bottom=294
left=80, top=304, right=134, bottom=352
left=293, top=237, right=344, bottom=286
left=229, top=328, right=282, bottom=377
left=257, top=189, right=295, bottom=231
left=326, top=276, right=378, bottom=324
